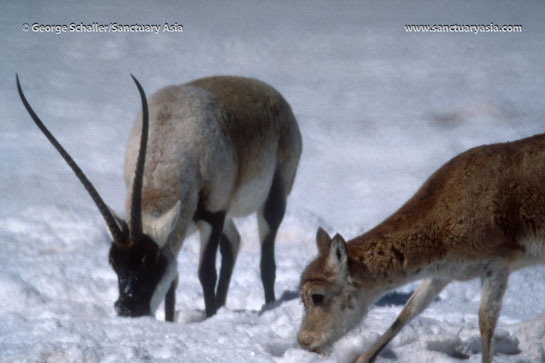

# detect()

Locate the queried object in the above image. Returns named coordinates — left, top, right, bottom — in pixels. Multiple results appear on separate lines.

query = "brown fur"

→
left=347, top=134, right=545, bottom=284
left=298, top=133, right=545, bottom=362
left=188, top=76, right=301, bottom=194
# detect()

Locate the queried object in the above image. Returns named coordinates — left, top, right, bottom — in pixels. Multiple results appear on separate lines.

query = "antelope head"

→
left=298, top=228, right=373, bottom=352
left=17, top=75, right=179, bottom=319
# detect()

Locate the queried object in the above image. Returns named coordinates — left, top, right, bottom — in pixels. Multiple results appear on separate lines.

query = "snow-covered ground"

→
left=2, top=1, right=545, bottom=362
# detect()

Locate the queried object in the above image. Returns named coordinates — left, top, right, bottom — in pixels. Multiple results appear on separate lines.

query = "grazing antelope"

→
left=297, top=132, right=545, bottom=363
left=17, top=74, right=302, bottom=321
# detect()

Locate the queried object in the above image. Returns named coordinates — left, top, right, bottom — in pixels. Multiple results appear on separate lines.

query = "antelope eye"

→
left=141, top=251, right=159, bottom=268
left=141, top=254, right=152, bottom=268
left=311, top=293, right=325, bottom=305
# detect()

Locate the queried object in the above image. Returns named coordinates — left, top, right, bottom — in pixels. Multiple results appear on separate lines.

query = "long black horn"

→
left=128, top=75, right=148, bottom=242
left=16, top=74, right=126, bottom=245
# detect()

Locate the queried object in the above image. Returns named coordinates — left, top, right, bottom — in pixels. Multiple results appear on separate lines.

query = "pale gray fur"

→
left=124, top=85, right=235, bottom=250
left=124, top=76, right=302, bottom=315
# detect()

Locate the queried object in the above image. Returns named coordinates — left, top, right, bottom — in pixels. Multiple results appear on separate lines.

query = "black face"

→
left=108, top=235, right=168, bottom=317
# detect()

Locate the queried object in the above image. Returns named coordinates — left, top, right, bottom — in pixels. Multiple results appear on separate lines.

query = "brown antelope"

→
left=297, top=132, right=545, bottom=363
left=17, top=74, right=302, bottom=321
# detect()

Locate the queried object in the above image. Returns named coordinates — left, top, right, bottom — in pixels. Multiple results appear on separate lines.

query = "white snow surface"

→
left=2, top=1, right=545, bottom=362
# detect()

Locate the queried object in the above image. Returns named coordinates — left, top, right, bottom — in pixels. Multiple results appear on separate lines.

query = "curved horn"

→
left=16, top=74, right=126, bottom=245
left=128, top=75, right=149, bottom=242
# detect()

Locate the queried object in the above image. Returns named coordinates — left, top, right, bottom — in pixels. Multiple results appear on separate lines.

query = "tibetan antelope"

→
left=17, top=74, right=302, bottom=321
left=297, top=132, right=545, bottom=363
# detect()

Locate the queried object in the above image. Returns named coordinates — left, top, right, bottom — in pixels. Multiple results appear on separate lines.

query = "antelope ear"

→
left=143, top=201, right=181, bottom=247
left=103, top=206, right=128, bottom=241
left=316, top=227, right=331, bottom=255
left=327, top=233, right=348, bottom=274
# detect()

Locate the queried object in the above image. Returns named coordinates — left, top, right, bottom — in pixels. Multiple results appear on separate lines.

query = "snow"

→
left=2, top=0, right=545, bottom=362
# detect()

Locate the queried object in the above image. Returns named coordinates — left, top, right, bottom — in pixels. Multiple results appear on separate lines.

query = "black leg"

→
left=260, top=172, right=286, bottom=304
left=197, top=211, right=225, bottom=318
left=164, top=277, right=178, bottom=322
left=215, top=234, right=235, bottom=309
left=261, top=232, right=278, bottom=303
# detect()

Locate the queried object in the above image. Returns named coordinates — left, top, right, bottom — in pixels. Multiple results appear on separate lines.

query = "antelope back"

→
left=124, top=76, right=302, bottom=248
